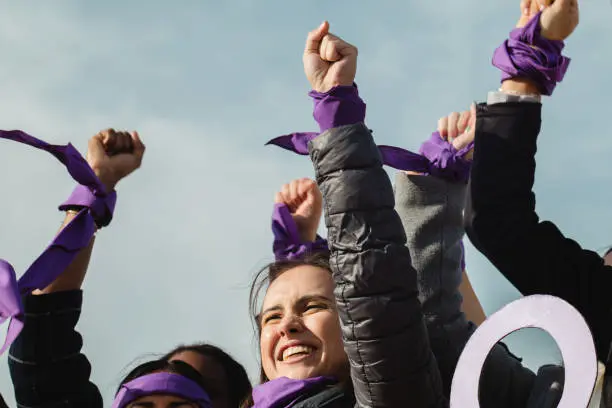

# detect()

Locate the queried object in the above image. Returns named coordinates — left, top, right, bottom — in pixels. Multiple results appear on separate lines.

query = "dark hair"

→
left=117, top=358, right=207, bottom=395
left=162, top=343, right=252, bottom=408
left=248, top=252, right=332, bottom=384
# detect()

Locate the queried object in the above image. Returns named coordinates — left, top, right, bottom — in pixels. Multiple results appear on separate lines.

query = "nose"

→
left=278, top=313, right=304, bottom=337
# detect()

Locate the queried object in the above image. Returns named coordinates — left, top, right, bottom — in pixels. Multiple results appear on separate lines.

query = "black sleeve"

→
left=8, top=290, right=103, bottom=408
left=465, top=101, right=612, bottom=360
left=309, top=123, right=446, bottom=408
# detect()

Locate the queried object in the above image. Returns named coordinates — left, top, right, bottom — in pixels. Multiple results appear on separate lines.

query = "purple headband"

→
left=492, top=11, right=570, bottom=96
left=272, top=203, right=328, bottom=261
left=112, top=372, right=212, bottom=408
left=267, top=131, right=473, bottom=183
left=0, top=130, right=115, bottom=355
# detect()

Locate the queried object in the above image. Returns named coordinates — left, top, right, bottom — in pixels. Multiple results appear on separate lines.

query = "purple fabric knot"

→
left=269, top=131, right=473, bottom=183
left=419, top=131, right=474, bottom=182
left=252, top=376, right=336, bottom=408
left=272, top=203, right=328, bottom=261
left=59, top=184, right=117, bottom=227
left=492, top=11, right=570, bottom=96
left=0, top=129, right=114, bottom=355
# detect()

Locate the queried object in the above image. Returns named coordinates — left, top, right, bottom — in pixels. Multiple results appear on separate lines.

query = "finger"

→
left=87, top=134, right=105, bottom=164
left=99, top=128, right=117, bottom=151
left=326, top=34, right=357, bottom=60
left=447, top=112, right=460, bottom=139
left=297, top=178, right=316, bottom=203
left=280, top=183, right=293, bottom=209
left=289, top=179, right=300, bottom=204
left=113, top=131, right=132, bottom=154
left=130, top=131, right=146, bottom=161
left=274, top=192, right=284, bottom=204
left=321, top=35, right=343, bottom=62
left=438, top=116, right=449, bottom=139
left=304, top=21, right=330, bottom=55
left=521, top=0, right=531, bottom=14
left=457, top=110, right=471, bottom=135
left=468, top=102, right=477, bottom=129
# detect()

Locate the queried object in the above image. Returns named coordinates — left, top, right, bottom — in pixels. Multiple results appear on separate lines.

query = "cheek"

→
left=260, top=328, right=277, bottom=364
left=306, top=312, right=342, bottom=346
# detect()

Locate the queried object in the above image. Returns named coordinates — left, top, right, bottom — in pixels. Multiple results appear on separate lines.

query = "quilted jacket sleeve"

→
left=308, top=123, right=446, bottom=408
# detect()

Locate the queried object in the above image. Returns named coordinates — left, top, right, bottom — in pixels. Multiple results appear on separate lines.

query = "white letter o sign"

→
left=450, top=295, right=597, bottom=408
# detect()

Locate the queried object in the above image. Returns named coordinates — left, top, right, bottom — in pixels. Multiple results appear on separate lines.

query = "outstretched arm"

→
left=304, top=22, right=445, bottom=407
left=9, top=129, right=145, bottom=407
left=465, top=0, right=612, bottom=359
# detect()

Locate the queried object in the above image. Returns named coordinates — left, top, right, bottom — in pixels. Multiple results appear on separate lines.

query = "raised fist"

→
left=518, top=0, right=579, bottom=41
left=437, top=103, right=476, bottom=160
left=303, top=21, right=358, bottom=93
left=86, top=128, right=145, bottom=192
left=274, top=178, right=323, bottom=243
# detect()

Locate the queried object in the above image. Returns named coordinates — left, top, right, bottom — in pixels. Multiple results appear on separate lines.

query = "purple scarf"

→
left=112, top=372, right=211, bottom=408
left=267, top=131, right=472, bottom=183
left=0, top=130, right=115, bottom=355
left=272, top=203, right=328, bottom=261
left=252, top=376, right=336, bottom=408
left=492, top=11, right=570, bottom=96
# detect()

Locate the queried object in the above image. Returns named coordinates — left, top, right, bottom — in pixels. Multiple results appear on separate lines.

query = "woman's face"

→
left=259, top=265, right=348, bottom=381
left=128, top=394, right=198, bottom=408
left=168, top=351, right=229, bottom=408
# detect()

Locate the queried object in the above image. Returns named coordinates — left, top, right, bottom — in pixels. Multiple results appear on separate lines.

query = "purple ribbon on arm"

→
left=272, top=203, right=328, bottom=261
left=267, top=131, right=473, bottom=183
left=0, top=130, right=116, bottom=355
left=492, top=11, right=570, bottom=96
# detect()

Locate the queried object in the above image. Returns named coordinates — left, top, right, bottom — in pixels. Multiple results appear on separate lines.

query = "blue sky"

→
left=0, top=1, right=611, bottom=405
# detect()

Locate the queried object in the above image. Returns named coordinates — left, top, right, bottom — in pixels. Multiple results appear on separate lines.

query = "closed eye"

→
left=305, top=303, right=327, bottom=311
left=263, top=313, right=282, bottom=324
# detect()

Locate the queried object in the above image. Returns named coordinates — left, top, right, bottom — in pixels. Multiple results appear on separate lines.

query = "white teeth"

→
left=282, top=345, right=314, bottom=361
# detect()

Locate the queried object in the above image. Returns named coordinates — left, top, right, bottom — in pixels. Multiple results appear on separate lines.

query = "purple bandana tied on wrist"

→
left=252, top=376, right=336, bottom=408
left=0, top=130, right=116, bottom=355
left=269, top=131, right=473, bottom=183
left=112, top=372, right=212, bottom=408
left=272, top=203, right=328, bottom=261
left=492, top=11, right=570, bottom=96
left=267, top=83, right=472, bottom=183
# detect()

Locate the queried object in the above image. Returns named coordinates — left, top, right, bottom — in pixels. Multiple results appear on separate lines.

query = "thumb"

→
left=304, top=21, right=329, bottom=54
left=86, top=133, right=106, bottom=166
left=469, top=102, right=477, bottom=129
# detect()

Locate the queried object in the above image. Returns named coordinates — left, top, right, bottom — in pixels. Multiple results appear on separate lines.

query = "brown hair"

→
left=248, top=252, right=332, bottom=385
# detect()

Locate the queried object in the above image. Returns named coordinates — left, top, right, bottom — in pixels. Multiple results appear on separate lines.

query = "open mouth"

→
left=280, top=345, right=316, bottom=362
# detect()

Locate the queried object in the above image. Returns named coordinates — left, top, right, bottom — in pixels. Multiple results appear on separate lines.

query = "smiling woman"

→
left=249, top=253, right=347, bottom=385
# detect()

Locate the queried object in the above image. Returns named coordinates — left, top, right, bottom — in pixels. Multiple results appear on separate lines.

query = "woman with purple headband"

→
left=3, top=129, right=252, bottom=408
left=112, top=358, right=212, bottom=408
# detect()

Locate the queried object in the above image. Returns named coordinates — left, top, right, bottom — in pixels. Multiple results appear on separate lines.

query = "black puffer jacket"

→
left=308, top=123, right=446, bottom=408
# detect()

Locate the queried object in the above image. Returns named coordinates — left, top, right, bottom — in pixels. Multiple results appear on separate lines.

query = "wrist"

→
left=501, top=79, right=541, bottom=96
left=92, top=168, right=117, bottom=193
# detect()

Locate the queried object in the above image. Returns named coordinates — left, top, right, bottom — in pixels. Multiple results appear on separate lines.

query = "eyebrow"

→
left=261, top=295, right=333, bottom=317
